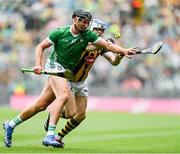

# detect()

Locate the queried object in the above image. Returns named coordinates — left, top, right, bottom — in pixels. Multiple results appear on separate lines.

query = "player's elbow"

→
left=36, top=44, right=45, bottom=52
left=111, top=62, right=119, bottom=66
left=110, top=59, right=121, bottom=66
left=97, top=38, right=114, bottom=52
left=110, top=56, right=122, bottom=66
left=36, top=38, right=52, bottom=51
left=105, top=42, right=113, bottom=51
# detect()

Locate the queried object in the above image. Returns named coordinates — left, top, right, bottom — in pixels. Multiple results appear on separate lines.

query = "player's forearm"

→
left=95, top=38, right=127, bottom=55
left=35, top=45, right=44, bottom=67
left=34, top=38, right=52, bottom=67
left=105, top=42, right=126, bottom=55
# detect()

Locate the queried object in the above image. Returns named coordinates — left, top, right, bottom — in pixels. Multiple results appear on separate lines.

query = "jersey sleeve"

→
left=88, top=31, right=100, bottom=43
left=48, top=28, right=63, bottom=44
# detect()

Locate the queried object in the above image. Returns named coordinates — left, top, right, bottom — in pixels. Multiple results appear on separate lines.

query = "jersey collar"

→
left=70, top=25, right=80, bottom=37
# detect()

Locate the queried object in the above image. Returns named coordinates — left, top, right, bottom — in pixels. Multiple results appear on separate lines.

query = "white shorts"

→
left=45, top=59, right=88, bottom=96
left=69, top=80, right=88, bottom=96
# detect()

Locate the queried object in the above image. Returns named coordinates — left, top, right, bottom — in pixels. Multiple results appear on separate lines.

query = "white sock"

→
left=47, top=124, right=56, bottom=136
left=8, top=115, right=22, bottom=128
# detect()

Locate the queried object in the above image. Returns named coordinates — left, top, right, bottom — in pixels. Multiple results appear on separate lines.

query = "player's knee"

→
left=56, top=92, right=70, bottom=105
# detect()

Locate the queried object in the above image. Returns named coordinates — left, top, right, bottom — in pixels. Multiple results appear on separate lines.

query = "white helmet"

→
left=90, top=19, right=106, bottom=31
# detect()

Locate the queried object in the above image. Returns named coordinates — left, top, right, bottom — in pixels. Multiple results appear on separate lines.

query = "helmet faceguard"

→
left=90, top=19, right=106, bottom=31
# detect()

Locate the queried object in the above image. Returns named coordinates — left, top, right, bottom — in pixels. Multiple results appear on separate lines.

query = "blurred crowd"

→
left=0, top=0, right=180, bottom=103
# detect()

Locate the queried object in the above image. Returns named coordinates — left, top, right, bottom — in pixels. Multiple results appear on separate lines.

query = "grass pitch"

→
left=0, top=107, right=179, bottom=153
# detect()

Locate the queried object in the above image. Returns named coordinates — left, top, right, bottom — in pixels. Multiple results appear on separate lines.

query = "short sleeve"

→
left=48, top=28, right=63, bottom=44
left=88, top=31, right=100, bottom=43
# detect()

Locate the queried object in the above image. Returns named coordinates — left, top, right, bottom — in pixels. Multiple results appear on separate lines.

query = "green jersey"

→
left=48, top=25, right=100, bottom=71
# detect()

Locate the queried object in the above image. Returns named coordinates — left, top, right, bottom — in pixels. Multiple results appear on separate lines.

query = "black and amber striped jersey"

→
left=72, top=49, right=103, bottom=82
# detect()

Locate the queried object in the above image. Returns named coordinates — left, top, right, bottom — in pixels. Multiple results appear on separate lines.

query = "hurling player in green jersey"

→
left=43, top=19, right=124, bottom=148
left=3, top=8, right=137, bottom=148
